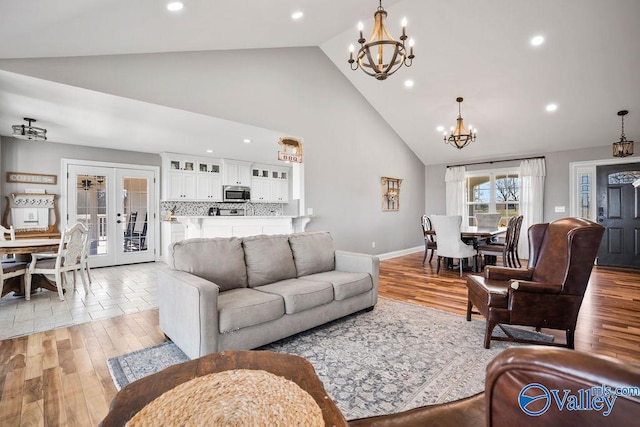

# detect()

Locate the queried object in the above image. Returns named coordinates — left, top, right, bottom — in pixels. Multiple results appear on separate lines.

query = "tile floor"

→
left=0, top=261, right=165, bottom=340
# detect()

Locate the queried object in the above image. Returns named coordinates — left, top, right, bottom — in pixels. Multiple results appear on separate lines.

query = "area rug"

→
left=108, top=297, right=552, bottom=420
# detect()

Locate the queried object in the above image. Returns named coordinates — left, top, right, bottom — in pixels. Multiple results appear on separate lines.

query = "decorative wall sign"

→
left=381, top=177, right=402, bottom=211
left=278, top=137, right=304, bottom=163
left=6, top=172, right=57, bottom=185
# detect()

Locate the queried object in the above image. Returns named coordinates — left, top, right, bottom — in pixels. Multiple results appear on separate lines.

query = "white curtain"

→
left=445, top=166, right=466, bottom=217
left=519, top=158, right=546, bottom=260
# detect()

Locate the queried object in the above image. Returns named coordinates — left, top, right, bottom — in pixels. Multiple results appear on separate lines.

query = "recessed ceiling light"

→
left=531, top=35, right=544, bottom=46
left=243, top=138, right=252, bottom=143
left=436, top=126, right=445, bottom=132
left=291, top=11, right=304, bottom=20
left=206, top=149, right=213, bottom=153
left=404, top=79, right=414, bottom=88
left=167, top=2, right=184, bottom=12
left=546, top=103, right=558, bottom=112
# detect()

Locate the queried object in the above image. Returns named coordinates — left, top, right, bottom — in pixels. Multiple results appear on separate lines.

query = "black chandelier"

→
left=348, top=0, right=414, bottom=80
left=444, top=97, right=476, bottom=150
left=612, top=110, right=634, bottom=158
left=12, top=118, right=47, bottom=141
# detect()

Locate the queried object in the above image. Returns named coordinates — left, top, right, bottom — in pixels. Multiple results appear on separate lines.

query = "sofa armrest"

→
left=485, top=266, right=533, bottom=281
left=158, top=268, right=220, bottom=359
left=335, top=250, right=380, bottom=306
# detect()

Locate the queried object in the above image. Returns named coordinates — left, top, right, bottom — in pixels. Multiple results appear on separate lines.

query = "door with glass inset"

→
left=596, top=163, right=640, bottom=268
left=67, top=164, right=156, bottom=267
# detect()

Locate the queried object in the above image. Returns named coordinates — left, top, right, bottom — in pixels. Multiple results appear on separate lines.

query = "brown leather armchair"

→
left=466, top=217, right=605, bottom=349
left=348, top=346, right=640, bottom=426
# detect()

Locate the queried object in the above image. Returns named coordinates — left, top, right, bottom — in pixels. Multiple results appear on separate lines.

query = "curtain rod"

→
left=446, top=155, right=545, bottom=169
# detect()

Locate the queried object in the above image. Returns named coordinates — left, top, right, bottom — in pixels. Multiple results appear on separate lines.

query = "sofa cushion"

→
left=168, top=237, right=248, bottom=291
left=289, top=232, right=335, bottom=277
left=243, top=235, right=297, bottom=287
left=255, top=278, right=334, bottom=314
left=302, top=271, right=373, bottom=301
left=218, top=288, right=285, bottom=333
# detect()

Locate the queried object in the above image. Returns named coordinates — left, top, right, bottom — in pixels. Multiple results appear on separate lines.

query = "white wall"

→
left=0, top=47, right=426, bottom=254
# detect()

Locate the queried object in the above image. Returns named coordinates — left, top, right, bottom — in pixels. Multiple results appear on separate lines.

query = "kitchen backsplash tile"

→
left=160, top=201, right=283, bottom=217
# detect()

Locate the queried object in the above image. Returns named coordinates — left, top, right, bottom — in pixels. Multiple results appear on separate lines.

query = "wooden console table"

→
left=100, top=350, right=347, bottom=427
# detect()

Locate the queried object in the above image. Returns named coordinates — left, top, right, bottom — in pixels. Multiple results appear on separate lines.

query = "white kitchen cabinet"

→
left=166, top=170, right=197, bottom=200
left=270, top=179, right=289, bottom=203
left=250, top=178, right=271, bottom=202
left=223, top=160, right=251, bottom=186
left=197, top=173, right=222, bottom=201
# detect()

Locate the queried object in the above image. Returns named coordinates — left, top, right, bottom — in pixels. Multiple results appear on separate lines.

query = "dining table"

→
left=0, top=238, right=61, bottom=297
left=424, top=226, right=507, bottom=272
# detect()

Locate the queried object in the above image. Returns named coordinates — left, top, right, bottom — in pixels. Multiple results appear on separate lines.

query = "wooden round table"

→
left=100, top=350, right=347, bottom=426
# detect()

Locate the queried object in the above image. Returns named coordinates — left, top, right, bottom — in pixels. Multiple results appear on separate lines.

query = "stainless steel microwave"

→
left=223, top=185, right=251, bottom=202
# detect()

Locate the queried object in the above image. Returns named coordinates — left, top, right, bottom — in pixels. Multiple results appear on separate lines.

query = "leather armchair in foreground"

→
left=348, top=346, right=640, bottom=426
left=466, top=217, right=605, bottom=349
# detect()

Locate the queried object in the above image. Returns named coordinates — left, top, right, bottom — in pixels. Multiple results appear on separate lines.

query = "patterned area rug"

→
left=108, top=297, right=552, bottom=420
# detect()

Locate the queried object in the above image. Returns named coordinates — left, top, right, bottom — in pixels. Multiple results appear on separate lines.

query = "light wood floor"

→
left=1, top=254, right=639, bottom=426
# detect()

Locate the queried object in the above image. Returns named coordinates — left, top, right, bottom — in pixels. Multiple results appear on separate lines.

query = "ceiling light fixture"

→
left=291, top=11, right=304, bottom=20
left=167, top=2, right=183, bottom=12
left=612, top=110, right=634, bottom=158
left=546, top=103, right=558, bottom=112
left=243, top=139, right=252, bottom=143
left=444, top=97, right=476, bottom=150
left=404, top=79, right=414, bottom=88
left=12, top=118, right=47, bottom=141
left=348, top=0, right=414, bottom=81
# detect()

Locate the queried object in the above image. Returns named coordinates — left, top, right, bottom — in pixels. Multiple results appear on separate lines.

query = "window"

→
left=466, top=169, right=520, bottom=226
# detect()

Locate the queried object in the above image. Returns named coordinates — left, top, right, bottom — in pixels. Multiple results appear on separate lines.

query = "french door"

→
left=65, top=163, right=157, bottom=267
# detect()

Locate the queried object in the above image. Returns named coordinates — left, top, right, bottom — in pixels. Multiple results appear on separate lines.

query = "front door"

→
left=66, top=163, right=157, bottom=267
left=596, top=163, right=640, bottom=268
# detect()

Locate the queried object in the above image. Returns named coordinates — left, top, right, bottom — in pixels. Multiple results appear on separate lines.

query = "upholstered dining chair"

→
left=474, top=213, right=502, bottom=229
left=25, top=222, right=90, bottom=301
left=420, top=215, right=437, bottom=264
left=466, top=217, right=604, bottom=349
left=429, top=215, right=477, bottom=277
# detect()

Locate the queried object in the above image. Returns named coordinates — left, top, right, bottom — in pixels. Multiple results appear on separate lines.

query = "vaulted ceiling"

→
left=1, top=0, right=639, bottom=165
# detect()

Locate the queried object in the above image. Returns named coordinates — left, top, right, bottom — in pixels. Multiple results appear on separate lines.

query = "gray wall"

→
left=1, top=136, right=160, bottom=197
left=0, top=47, right=426, bottom=254
left=424, top=144, right=615, bottom=222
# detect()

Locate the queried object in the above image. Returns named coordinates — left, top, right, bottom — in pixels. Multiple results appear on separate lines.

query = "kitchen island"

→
left=161, top=215, right=311, bottom=262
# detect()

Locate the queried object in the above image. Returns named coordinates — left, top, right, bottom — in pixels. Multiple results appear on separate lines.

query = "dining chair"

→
left=1, top=260, right=27, bottom=299
left=0, top=225, right=17, bottom=262
left=429, top=215, right=477, bottom=277
left=477, top=216, right=517, bottom=268
left=25, top=222, right=90, bottom=301
left=474, top=213, right=502, bottom=229
left=420, top=215, right=437, bottom=264
left=509, top=215, right=524, bottom=268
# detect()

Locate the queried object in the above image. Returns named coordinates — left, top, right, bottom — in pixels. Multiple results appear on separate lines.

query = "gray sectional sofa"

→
left=159, top=231, right=380, bottom=359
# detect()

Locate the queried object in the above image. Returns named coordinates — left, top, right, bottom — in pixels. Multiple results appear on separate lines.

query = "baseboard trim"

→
left=377, top=246, right=423, bottom=261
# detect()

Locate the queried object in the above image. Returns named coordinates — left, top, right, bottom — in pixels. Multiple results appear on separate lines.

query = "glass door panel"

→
left=67, top=163, right=156, bottom=267
left=117, top=169, right=155, bottom=264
